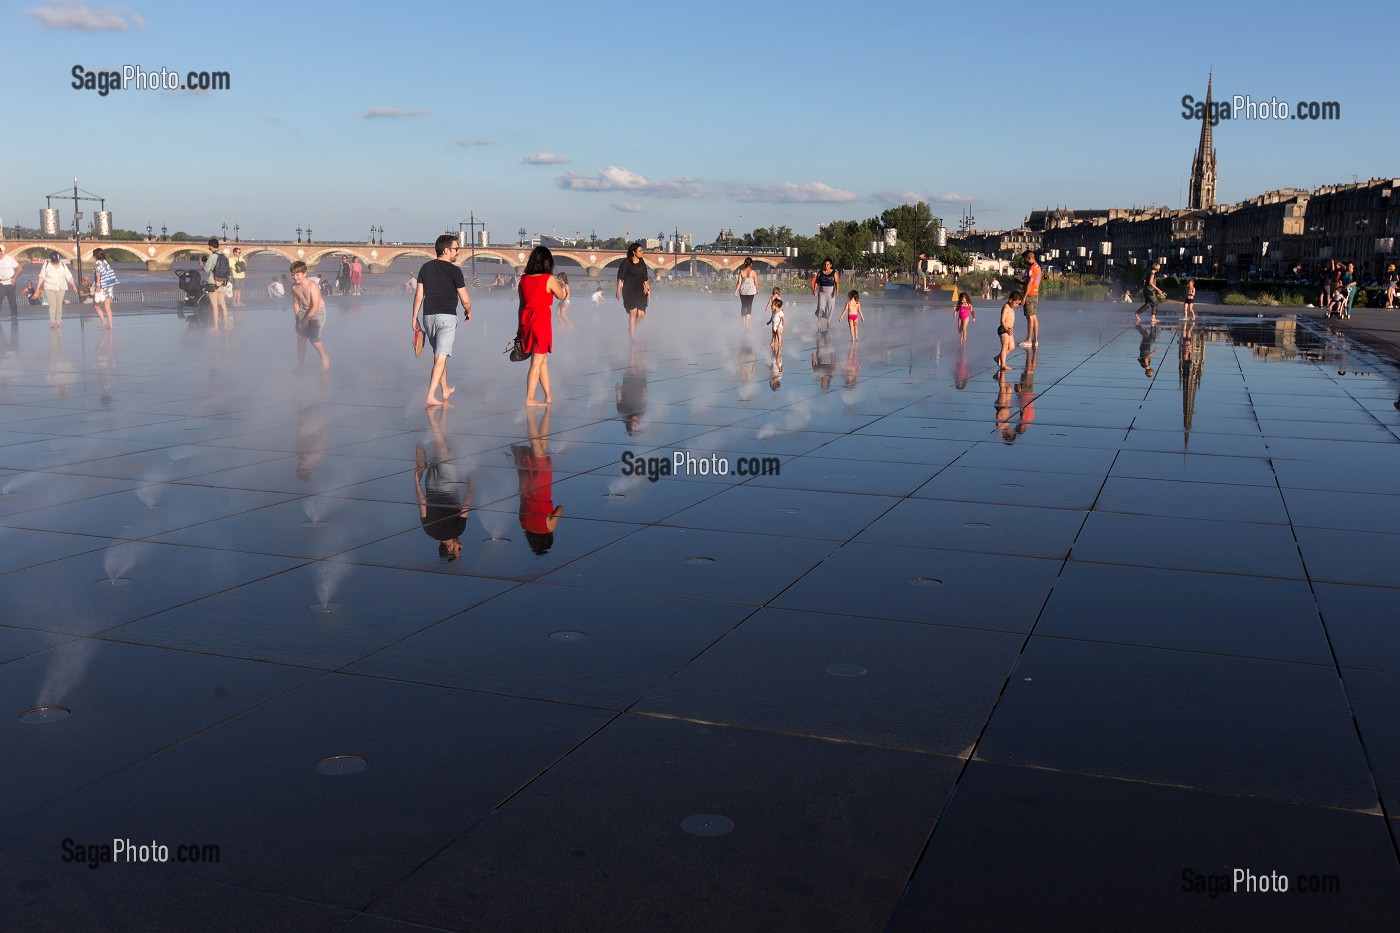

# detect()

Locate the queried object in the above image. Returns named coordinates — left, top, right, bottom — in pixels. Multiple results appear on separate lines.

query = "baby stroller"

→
left=176, top=269, right=208, bottom=321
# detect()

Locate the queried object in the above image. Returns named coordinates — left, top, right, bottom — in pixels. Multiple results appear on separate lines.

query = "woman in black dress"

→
left=615, top=242, right=650, bottom=338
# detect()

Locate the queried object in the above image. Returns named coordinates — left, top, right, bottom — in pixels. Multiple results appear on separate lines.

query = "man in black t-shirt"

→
left=411, top=234, right=472, bottom=408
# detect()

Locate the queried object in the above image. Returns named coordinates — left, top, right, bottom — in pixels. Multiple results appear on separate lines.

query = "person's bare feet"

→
left=442, top=385, right=455, bottom=401
left=426, top=398, right=443, bottom=409
left=525, top=398, right=549, bottom=408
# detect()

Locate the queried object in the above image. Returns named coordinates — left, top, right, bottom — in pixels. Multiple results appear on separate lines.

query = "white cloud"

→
left=729, top=181, right=858, bottom=204
left=362, top=108, right=428, bottom=119
left=872, top=189, right=933, bottom=206
left=26, top=2, right=143, bottom=31
left=522, top=152, right=569, bottom=165
left=611, top=202, right=645, bottom=213
left=931, top=192, right=977, bottom=204
left=557, top=165, right=703, bottom=199
left=456, top=139, right=495, bottom=146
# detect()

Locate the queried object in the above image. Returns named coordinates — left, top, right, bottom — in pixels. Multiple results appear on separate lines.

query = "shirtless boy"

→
left=996, top=291, right=1023, bottom=372
left=289, top=261, right=331, bottom=373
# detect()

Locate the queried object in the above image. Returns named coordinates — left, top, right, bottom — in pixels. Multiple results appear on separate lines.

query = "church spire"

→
left=1188, top=71, right=1217, bottom=210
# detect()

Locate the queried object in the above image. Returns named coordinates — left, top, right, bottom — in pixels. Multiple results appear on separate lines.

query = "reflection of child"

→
left=843, top=289, right=864, bottom=343
left=955, top=293, right=975, bottom=343
left=995, top=291, right=1022, bottom=371
left=766, top=296, right=785, bottom=354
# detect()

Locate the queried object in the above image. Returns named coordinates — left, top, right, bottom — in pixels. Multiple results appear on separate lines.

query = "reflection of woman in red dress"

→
left=513, top=406, right=564, bottom=554
left=518, top=246, right=568, bottom=408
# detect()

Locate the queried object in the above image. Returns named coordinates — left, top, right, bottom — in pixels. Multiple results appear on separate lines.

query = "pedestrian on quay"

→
left=615, top=242, right=650, bottom=338
left=36, top=252, right=78, bottom=330
left=203, top=238, right=231, bottom=331
left=0, top=245, right=20, bottom=321
left=89, top=247, right=117, bottom=329
left=230, top=246, right=247, bottom=308
left=1019, top=250, right=1041, bottom=349
left=412, top=234, right=472, bottom=409
left=1182, top=278, right=1196, bottom=319
left=518, top=246, right=566, bottom=408
left=811, top=259, right=839, bottom=333
left=1135, top=262, right=1164, bottom=323
left=734, top=256, right=759, bottom=326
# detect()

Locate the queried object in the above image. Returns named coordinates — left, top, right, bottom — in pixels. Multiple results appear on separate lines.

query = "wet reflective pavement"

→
left=2, top=296, right=1400, bottom=930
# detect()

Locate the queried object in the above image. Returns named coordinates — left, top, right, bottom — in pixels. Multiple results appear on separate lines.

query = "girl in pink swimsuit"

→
left=843, top=290, right=864, bottom=343
left=955, top=293, right=975, bottom=344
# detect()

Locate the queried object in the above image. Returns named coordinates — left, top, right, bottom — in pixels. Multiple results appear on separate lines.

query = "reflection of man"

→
left=513, top=407, right=563, bottom=554
left=1135, top=322, right=1160, bottom=378
left=415, top=407, right=473, bottom=561
left=0, top=245, right=20, bottom=321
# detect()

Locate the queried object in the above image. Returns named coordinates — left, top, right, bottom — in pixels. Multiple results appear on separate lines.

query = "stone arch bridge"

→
left=0, top=239, right=791, bottom=277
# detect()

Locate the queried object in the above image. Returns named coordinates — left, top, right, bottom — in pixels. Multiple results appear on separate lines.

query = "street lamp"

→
left=234, top=223, right=239, bottom=243
left=376, top=225, right=383, bottom=244
left=296, top=226, right=302, bottom=244
left=518, top=227, right=527, bottom=247
left=459, top=212, right=485, bottom=278
left=146, top=223, right=153, bottom=242
left=161, top=224, right=167, bottom=241
left=221, top=222, right=227, bottom=241
left=306, top=226, right=312, bottom=244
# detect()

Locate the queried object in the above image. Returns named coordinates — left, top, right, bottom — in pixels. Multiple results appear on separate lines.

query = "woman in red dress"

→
left=517, top=246, right=568, bottom=407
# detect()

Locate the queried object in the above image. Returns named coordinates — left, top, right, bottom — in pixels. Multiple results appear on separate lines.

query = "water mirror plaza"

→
left=2, top=289, right=1399, bottom=930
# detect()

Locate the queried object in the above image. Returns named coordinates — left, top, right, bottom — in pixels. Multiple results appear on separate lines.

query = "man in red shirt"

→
left=1020, top=250, right=1042, bottom=349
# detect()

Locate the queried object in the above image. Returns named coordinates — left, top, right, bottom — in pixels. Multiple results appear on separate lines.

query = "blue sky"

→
left=1, top=0, right=1391, bottom=244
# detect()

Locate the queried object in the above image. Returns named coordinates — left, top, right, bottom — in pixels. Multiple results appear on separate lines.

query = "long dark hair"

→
left=626, top=242, right=645, bottom=262
left=523, top=246, right=554, bottom=276
left=741, top=256, right=753, bottom=269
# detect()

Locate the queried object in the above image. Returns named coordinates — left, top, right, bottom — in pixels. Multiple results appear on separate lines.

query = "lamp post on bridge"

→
left=234, top=224, right=239, bottom=243
left=296, top=226, right=302, bottom=244
left=459, top=212, right=485, bottom=279
left=161, top=224, right=167, bottom=241
left=518, top=227, right=526, bottom=247
left=306, top=226, right=312, bottom=245
left=221, top=222, right=227, bottom=241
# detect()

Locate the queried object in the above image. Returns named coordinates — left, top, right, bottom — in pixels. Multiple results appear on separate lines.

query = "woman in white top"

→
left=733, top=256, right=759, bottom=327
left=37, top=252, right=78, bottom=329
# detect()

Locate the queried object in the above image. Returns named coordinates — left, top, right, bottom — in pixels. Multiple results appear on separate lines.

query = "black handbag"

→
left=505, top=335, right=527, bottom=362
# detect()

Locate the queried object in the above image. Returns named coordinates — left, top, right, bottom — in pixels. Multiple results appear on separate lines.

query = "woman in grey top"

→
left=811, top=259, right=839, bottom=332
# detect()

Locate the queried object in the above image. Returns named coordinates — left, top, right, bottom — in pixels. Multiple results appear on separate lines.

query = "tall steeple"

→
left=1188, top=71, right=1218, bottom=210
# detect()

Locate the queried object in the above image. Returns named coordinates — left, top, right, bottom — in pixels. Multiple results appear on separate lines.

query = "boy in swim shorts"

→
left=290, top=260, right=331, bottom=373
left=996, top=291, right=1023, bottom=372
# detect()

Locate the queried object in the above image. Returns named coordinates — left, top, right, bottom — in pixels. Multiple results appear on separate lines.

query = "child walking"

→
left=995, top=291, right=1023, bottom=372
left=843, top=289, right=865, bottom=343
left=1182, top=279, right=1196, bottom=319
left=766, top=295, right=785, bottom=355
left=289, top=261, right=331, bottom=373
left=954, top=292, right=975, bottom=344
